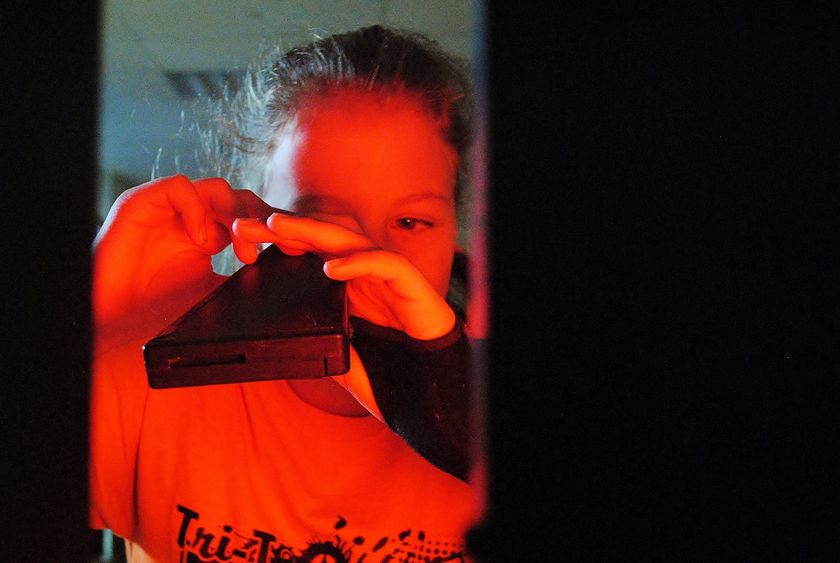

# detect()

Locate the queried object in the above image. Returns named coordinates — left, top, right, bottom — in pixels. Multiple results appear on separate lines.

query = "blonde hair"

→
left=196, top=25, right=474, bottom=273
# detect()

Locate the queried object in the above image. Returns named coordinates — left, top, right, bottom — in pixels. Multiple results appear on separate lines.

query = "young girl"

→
left=90, top=25, right=478, bottom=562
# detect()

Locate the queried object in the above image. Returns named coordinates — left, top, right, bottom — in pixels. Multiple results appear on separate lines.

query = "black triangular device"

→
left=144, top=245, right=350, bottom=388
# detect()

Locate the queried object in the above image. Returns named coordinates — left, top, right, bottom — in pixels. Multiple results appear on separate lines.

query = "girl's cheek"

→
left=401, top=243, right=457, bottom=296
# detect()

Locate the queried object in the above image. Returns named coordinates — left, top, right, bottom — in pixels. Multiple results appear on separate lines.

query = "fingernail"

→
left=325, top=257, right=345, bottom=268
left=236, top=217, right=262, bottom=225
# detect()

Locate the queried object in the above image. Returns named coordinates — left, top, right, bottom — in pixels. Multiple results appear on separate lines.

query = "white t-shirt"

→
left=90, top=339, right=478, bottom=563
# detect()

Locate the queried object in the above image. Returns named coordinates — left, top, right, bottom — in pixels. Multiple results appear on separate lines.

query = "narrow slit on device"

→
left=168, top=354, right=247, bottom=369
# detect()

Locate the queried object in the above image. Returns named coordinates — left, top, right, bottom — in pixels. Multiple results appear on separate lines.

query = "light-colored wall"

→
left=98, top=0, right=482, bottom=231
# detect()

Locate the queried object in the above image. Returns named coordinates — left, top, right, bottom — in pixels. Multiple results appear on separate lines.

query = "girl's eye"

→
left=395, top=217, right=434, bottom=231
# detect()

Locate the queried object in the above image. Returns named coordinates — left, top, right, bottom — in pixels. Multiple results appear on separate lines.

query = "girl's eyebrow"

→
left=293, top=192, right=453, bottom=212
left=291, top=194, right=350, bottom=213
left=393, top=193, right=454, bottom=208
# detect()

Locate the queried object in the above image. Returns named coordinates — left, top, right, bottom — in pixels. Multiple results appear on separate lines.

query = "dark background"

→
left=2, top=2, right=98, bottom=562
left=3, top=2, right=839, bottom=561
left=472, top=3, right=840, bottom=561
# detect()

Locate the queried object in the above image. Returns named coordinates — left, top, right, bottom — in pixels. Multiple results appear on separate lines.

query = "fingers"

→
left=122, top=175, right=228, bottom=249
left=148, top=177, right=378, bottom=264
left=232, top=218, right=309, bottom=257
left=267, top=214, right=374, bottom=255
left=236, top=188, right=277, bottom=219
left=192, top=179, right=271, bottom=262
left=194, top=179, right=273, bottom=222
left=233, top=213, right=375, bottom=259
left=228, top=190, right=276, bottom=262
left=323, top=250, right=433, bottom=299
left=324, top=250, right=456, bottom=340
left=155, top=175, right=209, bottom=246
left=114, top=176, right=272, bottom=249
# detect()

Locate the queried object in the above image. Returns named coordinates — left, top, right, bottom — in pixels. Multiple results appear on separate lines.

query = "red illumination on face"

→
left=265, top=88, right=459, bottom=296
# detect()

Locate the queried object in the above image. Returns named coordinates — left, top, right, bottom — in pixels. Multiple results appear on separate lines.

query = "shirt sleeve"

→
left=88, top=339, right=149, bottom=536
left=349, top=316, right=472, bottom=482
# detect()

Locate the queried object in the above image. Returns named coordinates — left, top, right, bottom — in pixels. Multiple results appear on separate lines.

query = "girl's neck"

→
left=287, top=378, right=370, bottom=417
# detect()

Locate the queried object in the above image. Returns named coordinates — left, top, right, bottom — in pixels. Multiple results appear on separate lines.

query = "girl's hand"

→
left=233, top=213, right=456, bottom=341
left=93, top=175, right=273, bottom=347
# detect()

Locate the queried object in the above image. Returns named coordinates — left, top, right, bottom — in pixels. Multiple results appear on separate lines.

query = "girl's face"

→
left=264, top=88, right=459, bottom=296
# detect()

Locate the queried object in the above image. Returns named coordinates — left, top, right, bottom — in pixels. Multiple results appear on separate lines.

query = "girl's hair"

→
left=198, top=25, right=474, bottom=214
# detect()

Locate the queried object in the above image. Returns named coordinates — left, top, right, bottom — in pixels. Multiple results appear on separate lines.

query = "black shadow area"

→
left=469, top=3, right=840, bottom=561
left=1, top=2, right=98, bottom=561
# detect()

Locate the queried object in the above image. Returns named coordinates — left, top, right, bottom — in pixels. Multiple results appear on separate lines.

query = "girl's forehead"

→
left=297, top=86, right=435, bottom=127
left=266, top=85, right=458, bottom=209
left=296, top=93, right=452, bottom=164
